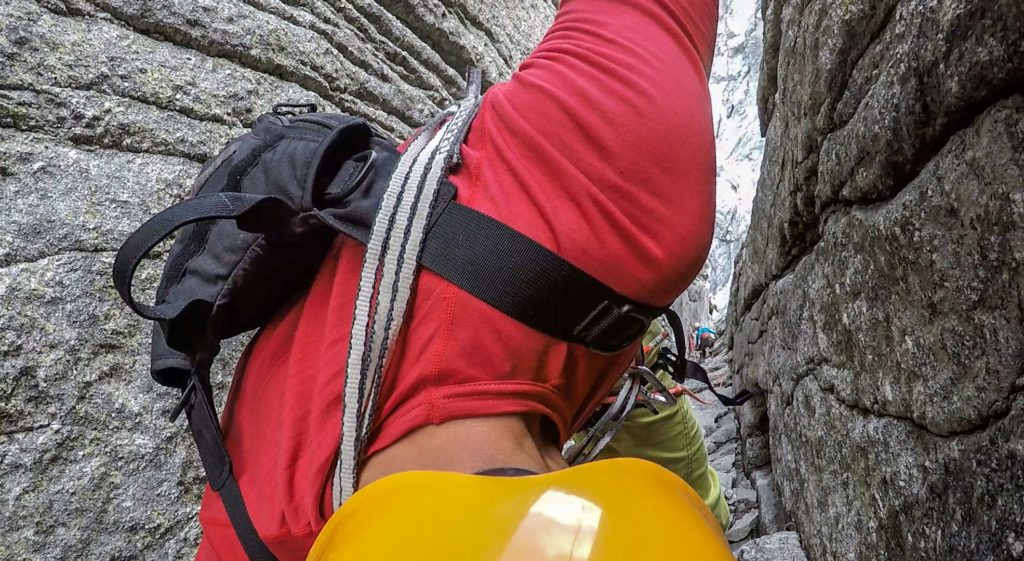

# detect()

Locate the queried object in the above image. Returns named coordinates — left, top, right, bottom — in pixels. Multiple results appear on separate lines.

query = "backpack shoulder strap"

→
left=112, top=192, right=297, bottom=321
left=421, top=193, right=665, bottom=354
left=112, top=193, right=300, bottom=561
left=183, top=358, right=279, bottom=561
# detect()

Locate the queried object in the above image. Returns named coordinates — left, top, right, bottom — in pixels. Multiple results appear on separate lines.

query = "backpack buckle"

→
left=574, top=300, right=660, bottom=355
left=272, top=102, right=319, bottom=116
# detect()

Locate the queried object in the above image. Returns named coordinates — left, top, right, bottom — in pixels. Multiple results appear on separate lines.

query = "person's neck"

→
left=358, top=415, right=568, bottom=489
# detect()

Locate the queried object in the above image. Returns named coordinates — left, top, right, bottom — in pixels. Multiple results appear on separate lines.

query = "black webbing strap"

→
left=112, top=192, right=297, bottom=321
left=184, top=365, right=279, bottom=561
left=114, top=173, right=679, bottom=559
left=114, top=183, right=666, bottom=354
left=420, top=195, right=666, bottom=354
left=661, top=309, right=753, bottom=406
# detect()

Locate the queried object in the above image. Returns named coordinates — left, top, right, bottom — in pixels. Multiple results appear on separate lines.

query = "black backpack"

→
left=113, top=84, right=747, bottom=560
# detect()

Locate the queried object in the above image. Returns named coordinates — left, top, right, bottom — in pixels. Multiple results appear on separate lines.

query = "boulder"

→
left=742, top=432, right=771, bottom=470
left=727, top=510, right=760, bottom=543
left=709, top=441, right=737, bottom=462
left=735, top=531, right=808, bottom=561
left=711, top=449, right=737, bottom=474
left=752, top=468, right=791, bottom=535
left=731, top=482, right=759, bottom=513
left=719, top=470, right=736, bottom=497
left=694, top=394, right=729, bottom=436
left=708, top=417, right=739, bottom=448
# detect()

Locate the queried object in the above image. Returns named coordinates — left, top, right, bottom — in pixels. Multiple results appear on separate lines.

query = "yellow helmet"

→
left=307, top=458, right=733, bottom=561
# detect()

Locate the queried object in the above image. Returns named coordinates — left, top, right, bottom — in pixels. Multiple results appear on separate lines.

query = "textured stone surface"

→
left=708, top=417, right=738, bottom=447
left=731, top=484, right=758, bottom=512
left=730, top=0, right=1024, bottom=559
left=752, top=467, right=790, bottom=535
left=695, top=395, right=728, bottom=437
left=0, top=1, right=552, bottom=558
left=727, top=509, right=760, bottom=542
left=709, top=440, right=736, bottom=462
left=707, top=0, right=764, bottom=309
left=735, top=532, right=808, bottom=561
left=673, top=266, right=715, bottom=351
left=742, top=432, right=770, bottom=470
left=689, top=345, right=807, bottom=553
left=710, top=448, right=736, bottom=474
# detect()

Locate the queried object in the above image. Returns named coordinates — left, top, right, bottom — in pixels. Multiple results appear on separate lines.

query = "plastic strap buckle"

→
left=574, top=300, right=662, bottom=354
left=271, top=102, right=319, bottom=116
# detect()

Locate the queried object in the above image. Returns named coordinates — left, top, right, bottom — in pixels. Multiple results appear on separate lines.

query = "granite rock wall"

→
left=728, top=1, right=1024, bottom=559
left=0, top=1, right=552, bottom=558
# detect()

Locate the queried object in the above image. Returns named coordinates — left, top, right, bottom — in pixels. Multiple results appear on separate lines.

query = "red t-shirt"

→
left=195, top=0, right=718, bottom=558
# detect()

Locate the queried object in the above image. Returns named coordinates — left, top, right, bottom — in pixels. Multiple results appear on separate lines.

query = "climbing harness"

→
left=563, top=311, right=752, bottom=464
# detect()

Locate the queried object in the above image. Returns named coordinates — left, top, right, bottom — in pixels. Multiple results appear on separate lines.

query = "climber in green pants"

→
left=596, top=320, right=732, bottom=530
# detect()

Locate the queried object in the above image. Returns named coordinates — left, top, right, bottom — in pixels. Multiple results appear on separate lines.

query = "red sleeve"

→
left=455, top=0, right=719, bottom=305
left=372, top=0, right=721, bottom=456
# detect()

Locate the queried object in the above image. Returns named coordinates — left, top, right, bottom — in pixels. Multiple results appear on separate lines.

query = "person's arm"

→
left=419, top=0, right=723, bottom=443
left=461, top=0, right=720, bottom=306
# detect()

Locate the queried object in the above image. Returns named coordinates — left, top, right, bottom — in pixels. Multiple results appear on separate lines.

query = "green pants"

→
left=597, top=388, right=731, bottom=530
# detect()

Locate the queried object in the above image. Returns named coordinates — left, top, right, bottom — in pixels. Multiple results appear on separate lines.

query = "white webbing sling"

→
left=333, top=70, right=483, bottom=508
